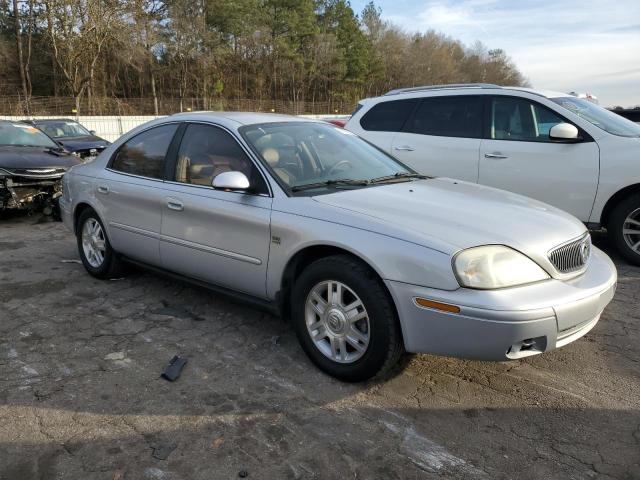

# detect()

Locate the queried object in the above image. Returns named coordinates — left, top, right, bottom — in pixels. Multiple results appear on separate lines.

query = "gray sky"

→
left=351, top=0, right=640, bottom=107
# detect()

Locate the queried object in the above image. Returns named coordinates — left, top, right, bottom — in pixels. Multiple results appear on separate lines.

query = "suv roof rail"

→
left=384, top=83, right=502, bottom=96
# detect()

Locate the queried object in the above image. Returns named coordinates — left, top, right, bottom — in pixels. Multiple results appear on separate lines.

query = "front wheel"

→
left=76, top=208, right=125, bottom=279
left=291, top=255, right=404, bottom=382
left=608, top=194, right=640, bottom=266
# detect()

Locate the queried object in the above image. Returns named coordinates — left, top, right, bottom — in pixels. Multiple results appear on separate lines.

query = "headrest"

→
left=262, top=147, right=279, bottom=166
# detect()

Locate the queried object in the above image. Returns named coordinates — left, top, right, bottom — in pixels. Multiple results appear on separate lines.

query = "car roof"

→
left=502, top=87, right=572, bottom=99
left=368, top=84, right=571, bottom=102
left=167, top=111, right=320, bottom=126
left=28, top=118, right=78, bottom=123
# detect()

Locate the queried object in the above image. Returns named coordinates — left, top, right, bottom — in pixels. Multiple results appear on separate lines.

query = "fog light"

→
left=506, top=336, right=546, bottom=359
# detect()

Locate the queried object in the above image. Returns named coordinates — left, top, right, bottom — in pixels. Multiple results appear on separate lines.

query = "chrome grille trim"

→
left=548, top=233, right=591, bottom=274
left=2, top=167, right=67, bottom=179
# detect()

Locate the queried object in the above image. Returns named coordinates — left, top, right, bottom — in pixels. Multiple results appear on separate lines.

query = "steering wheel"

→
left=327, top=160, right=354, bottom=177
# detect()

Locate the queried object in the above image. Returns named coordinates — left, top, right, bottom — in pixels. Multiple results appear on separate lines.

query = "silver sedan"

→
left=59, top=112, right=617, bottom=381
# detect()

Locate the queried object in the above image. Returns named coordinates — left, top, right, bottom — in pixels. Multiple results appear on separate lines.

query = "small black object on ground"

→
left=161, top=356, right=188, bottom=381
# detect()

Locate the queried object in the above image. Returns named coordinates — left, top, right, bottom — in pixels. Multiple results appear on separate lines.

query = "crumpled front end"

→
left=0, top=167, right=67, bottom=216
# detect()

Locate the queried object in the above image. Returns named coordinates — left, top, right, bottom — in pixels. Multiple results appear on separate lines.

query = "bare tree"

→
left=44, top=0, right=122, bottom=114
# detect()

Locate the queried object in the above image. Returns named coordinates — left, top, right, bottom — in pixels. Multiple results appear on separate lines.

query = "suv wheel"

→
left=291, top=255, right=404, bottom=382
left=608, top=194, right=640, bottom=265
left=77, top=208, right=125, bottom=279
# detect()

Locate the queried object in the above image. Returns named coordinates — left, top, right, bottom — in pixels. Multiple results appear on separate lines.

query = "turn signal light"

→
left=414, top=298, right=461, bottom=314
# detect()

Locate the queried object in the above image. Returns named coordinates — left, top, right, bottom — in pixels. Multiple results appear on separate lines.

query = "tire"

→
left=607, top=194, right=640, bottom=266
left=76, top=208, right=125, bottom=279
left=291, top=254, right=404, bottom=382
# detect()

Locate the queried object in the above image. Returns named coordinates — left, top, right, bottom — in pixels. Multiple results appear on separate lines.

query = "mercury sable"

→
left=59, top=113, right=617, bottom=381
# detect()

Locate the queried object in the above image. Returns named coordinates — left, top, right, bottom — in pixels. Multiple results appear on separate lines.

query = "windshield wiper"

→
left=369, top=172, right=429, bottom=184
left=291, top=178, right=370, bottom=192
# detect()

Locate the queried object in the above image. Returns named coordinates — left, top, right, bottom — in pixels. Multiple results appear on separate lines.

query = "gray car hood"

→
left=312, top=178, right=587, bottom=268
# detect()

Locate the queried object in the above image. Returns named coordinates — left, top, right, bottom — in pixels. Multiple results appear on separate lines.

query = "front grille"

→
left=3, top=167, right=66, bottom=178
left=548, top=233, right=591, bottom=274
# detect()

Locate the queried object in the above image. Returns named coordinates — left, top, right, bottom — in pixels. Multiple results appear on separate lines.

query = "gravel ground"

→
left=0, top=213, right=639, bottom=480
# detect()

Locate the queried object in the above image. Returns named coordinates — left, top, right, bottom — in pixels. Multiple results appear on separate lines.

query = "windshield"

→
left=551, top=97, right=640, bottom=137
left=37, top=120, right=91, bottom=138
left=0, top=122, right=59, bottom=148
left=241, top=122, right=413, bottom=193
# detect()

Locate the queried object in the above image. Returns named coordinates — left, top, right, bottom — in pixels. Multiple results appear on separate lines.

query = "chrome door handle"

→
left=97, top=185, right=109, bottom=194
left=166, top=199, right=184, bottom=211
left=484, top=153, right=508, bottom=159
left=394, top=146, right=415, bottom=152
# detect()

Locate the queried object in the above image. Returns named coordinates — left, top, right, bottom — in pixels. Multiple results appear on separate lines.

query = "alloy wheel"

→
left=305, top=280, right=370, bottom=364
left=81, top=218, right=106, bottom=268
left=623, top=207, right=640, bottom=254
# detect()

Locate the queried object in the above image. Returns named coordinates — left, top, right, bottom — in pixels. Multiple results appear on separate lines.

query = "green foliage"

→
left=0, top=0, right=529, bottom=111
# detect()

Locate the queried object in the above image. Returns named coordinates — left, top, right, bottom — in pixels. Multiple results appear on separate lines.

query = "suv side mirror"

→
left=212, top=171, right=250, bottom=190
left=549, top=123, right=580, bottom=141
left=89, top=130, right=96, bottom=135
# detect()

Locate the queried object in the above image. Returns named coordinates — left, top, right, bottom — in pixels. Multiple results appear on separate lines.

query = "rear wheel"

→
left=76, top=208, right=125, bottom=279
left=291, top=255, right=404, bottom=382
left=608, top=194, right=640, bottom=265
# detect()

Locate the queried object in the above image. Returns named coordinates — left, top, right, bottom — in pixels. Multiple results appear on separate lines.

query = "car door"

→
left=159, top=123, right=273, bottom=297
left=479, top=96, right=599, bottom=221
left=390, top=95, right=483, bottom=182
left=97, top=123, right=180, bottom=266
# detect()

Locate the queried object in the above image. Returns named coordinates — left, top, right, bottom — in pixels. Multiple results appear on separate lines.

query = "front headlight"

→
left=454, top=245, right=549, bottom=289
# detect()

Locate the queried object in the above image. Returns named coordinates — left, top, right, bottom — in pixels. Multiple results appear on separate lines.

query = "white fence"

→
left=1, top=114, right=349, bottom=143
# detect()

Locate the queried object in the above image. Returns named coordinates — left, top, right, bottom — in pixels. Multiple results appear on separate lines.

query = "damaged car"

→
left=23, top=118, right=110, bottom=159
left=0, top=121, right=81, bottom=217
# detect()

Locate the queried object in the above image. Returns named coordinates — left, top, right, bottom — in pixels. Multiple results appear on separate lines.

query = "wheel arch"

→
left=277, top=244, right=399, bottom=324
left=600, top=183, right=640, bottom=227
left=73, top=201, right=103, bottom=235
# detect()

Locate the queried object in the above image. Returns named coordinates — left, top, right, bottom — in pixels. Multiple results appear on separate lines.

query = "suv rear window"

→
left=405, top=96, right=483, bottom=138
left=360, top=99, right=418, bottom=132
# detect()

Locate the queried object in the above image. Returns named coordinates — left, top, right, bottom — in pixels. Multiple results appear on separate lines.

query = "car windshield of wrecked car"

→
left=241, top=122, right=415, bottom=194
left=38, top=121, right=92, bottom=138
left=0, top=122, right=59, bottom=148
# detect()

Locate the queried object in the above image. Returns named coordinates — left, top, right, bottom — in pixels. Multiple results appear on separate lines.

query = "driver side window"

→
left=491, top=97, right=565, bottom=142
left=174, top=124, right=267, bottom=193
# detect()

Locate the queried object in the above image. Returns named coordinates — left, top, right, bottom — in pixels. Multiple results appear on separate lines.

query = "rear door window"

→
left=359, top=99, right=418, bottom=132
left=110, top=124, right=178, bottom=179
left=405, top=96, right=483, bottom=138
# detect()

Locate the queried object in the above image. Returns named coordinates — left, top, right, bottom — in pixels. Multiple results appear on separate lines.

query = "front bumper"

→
left=386, top=247, right=617, bottom=360
left=59, top=195, right=74, bottom=231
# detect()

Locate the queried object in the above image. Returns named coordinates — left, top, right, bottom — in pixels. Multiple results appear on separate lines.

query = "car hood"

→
left=0, top=146, right=81, bottom=169
left=312, top=178, right=587, bottom=271
left=55, top=135, right=109, bottom=151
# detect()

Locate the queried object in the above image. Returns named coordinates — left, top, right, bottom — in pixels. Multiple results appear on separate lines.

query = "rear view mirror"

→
left=549, top=123, right=579, bottom=141
left=212, top=171, right=250, bottom=190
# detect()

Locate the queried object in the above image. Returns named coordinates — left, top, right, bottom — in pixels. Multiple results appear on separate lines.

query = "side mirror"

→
left=212, top=171, right=250, bottom=190
left=549, top=123, right=579, bottom=141
left=89, top=130, right=96, bottom=135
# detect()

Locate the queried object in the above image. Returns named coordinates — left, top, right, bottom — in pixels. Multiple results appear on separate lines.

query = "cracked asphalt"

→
left=0, top=213, right=639, bottom=480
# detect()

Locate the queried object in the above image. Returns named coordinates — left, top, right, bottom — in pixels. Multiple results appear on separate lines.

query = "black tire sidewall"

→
left=608, top=194, right=640, bottom=265
left=76, top=209, right=118, bottom=278
left=291, top=256, right=401, bottom=382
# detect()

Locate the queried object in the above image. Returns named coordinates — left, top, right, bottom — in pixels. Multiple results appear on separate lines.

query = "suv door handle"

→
left=166, top=198, right=184, bottom=211
left=97, top=185, right=109, bottom=194
left=394, top=145, right=415, bottom=152
left=484, top=152, right=509, bottom=159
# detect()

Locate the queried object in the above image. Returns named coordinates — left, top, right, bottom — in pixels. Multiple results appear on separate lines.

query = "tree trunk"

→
left=150, top=70, right=159, bottom=115
left=13, top=0, right=29, bottom=114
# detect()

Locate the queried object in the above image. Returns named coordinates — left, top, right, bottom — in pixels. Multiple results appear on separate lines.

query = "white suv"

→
left=346, top=84, right=640, bottom=264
